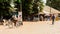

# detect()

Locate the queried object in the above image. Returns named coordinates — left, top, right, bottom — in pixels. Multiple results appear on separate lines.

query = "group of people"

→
left=0, top=15, right=23, bottom=28
left=40, top=14, right=55, bottom=25
left=27, top=14, right=55, bottom=25
left=9, top=15, right=23, bottom=27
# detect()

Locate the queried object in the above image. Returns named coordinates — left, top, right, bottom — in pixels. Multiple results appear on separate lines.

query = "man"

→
left=52, top=14, right=55, bottom=25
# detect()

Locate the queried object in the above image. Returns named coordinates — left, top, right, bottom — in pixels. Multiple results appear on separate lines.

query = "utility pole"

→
left=50, top=0, right=52, bottom=14
left=37, top=2, right=40, bottom=21
left=38, top=6, right=40, bottom=21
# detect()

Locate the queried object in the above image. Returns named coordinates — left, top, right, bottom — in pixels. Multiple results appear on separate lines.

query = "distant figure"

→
left=47, top=16, right=50, bottom=21
left=52, top=14, right=55, bottom=25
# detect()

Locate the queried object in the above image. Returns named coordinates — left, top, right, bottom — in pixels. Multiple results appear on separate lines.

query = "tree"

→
left=33, top=0, right=44, bottom=14
left=14, top=0, right=22, bottom=11
left=0, top=0, right=11, bottom=16
left=0, top=0, right=19, bottom=19
left=22, top=0, right=44, bottom=20
left=46, top=0, right=60, bottom=11
left=22, top=0, right=33, bottom=20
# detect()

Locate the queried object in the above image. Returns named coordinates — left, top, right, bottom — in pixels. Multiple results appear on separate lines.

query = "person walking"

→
left=52, top=14, right=55, bottom=25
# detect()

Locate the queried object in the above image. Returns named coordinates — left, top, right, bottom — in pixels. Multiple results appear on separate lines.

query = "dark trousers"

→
left=52, top=19, right=54, bottom=25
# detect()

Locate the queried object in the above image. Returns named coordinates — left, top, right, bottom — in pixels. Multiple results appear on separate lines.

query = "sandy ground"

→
left=0, top=21, right=60, bottom=34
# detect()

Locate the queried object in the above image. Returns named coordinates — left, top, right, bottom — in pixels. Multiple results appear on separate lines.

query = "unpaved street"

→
left=0, top=21, right=60, bottom=34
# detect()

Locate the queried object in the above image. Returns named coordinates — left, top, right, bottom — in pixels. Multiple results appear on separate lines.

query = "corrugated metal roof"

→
left=43, top=6, right=60, bottom=14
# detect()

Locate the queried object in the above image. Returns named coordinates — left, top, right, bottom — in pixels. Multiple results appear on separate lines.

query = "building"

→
left=43, top=6, right=60, bottom=20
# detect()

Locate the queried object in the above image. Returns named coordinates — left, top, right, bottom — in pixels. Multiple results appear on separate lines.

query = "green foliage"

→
left=22, top=0, right=33, bottom=16
left=0, top=0, right=22, bottom=16
left=22, top=0, right=44, bottom=17
left=0, top=2, right=11, bottom=16
left=33, top=0, right=44, bottom=14
left=46, top=0, right=60, bottom=11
